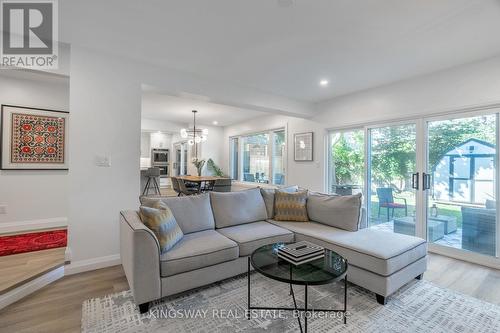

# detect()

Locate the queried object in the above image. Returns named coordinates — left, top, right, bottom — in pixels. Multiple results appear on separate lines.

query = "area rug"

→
left=82, top=273, right=500, bottom=333
left=0, top=229, right=67, bottom=256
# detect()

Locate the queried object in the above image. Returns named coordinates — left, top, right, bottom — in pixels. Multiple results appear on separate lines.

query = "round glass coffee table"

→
left=248, top=243, right=348, bottom=332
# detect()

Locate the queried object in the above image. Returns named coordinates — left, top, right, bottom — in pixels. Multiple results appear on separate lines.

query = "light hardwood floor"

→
left=0, top=253, right=498, bottom=333
left=0, top=248, right=66, bottom=294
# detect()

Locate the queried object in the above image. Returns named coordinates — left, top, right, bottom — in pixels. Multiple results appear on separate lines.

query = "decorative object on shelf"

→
left=207, top=158, right=225, bottom=177
left=192, top=158, right=206, bottom=176
left=1, top=104, right=69, bottom=170
left=430, top=204, right=438, bottom=217
left=294, top=131, right=313, bottom=161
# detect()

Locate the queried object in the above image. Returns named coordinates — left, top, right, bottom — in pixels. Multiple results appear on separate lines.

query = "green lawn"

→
left=368, top=192, right=463, bottom=228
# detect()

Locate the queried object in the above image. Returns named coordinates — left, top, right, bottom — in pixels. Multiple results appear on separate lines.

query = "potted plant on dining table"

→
left=192, top=158, right=206, bottom=176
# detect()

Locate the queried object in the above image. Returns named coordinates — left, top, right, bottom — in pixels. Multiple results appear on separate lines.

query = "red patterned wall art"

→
left=1, top=105, right=69, bottom=170
left=0, top=229, right=67, bottom=256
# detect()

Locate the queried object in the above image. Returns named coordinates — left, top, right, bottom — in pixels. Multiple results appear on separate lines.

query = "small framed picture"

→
left=294, top=132, right=313, bottom=161
left=1, top=105, right=69, bottom=170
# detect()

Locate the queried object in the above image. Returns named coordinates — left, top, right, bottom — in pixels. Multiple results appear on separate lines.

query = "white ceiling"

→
left=61, top=0, right=500, bottom=103
left=141, top=93, right=268, bottom=126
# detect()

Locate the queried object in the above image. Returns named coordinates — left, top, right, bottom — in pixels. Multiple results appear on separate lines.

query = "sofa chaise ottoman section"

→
left=217, top=221, right=294, bottom=256
left=269, top=220, right=427, bottom=303
left=268, top=220, right=426, bottom=276
left=160, top=230, right=239, bottom=277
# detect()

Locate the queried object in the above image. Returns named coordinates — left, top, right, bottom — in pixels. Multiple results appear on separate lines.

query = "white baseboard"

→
left=0, top=217, right=68, bottom=234
left=0, top=266, right=64, bottom=310
left=64, top=254, right=121, bottom=275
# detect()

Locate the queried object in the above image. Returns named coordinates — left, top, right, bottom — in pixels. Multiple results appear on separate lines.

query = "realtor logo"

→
left=1, top=0, right=58, bottom=69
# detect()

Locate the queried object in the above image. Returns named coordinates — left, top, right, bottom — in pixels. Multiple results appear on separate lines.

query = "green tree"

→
left=331, top=115, right=496, bottom=193
left=370, top=125, right=416, bottom=191
left=428, top=115, right=496, bottom=170
left=332, top=131, right=364, bottom=185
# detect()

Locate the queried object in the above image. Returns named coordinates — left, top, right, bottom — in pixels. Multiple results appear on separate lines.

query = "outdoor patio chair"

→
left=244, top=173, right=255, bottom=182
left=274, top=173, right=284, bottom=185
left=212, top=178, right=232, bottom=192
left=376, top=187, right=408, bottom=221
left=461, top=206, right=496, bottom=256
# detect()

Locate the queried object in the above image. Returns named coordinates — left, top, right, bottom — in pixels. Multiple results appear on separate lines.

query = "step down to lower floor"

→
left=0, top=248, right=66, bottom=295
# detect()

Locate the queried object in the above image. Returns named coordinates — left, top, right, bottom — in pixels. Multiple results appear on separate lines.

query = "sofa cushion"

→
left=217, top=221, right=294, bottom=256
left=210, top=188, right=268, bottom=228
left=260, top=185, right=299, bottom=219
left=141, top=193, right=215, bottom=234
left=160, top=230, right=238, bottom=277
left=307, top=192, right=362, bottom=231
left=139, top=206, right=183, bottom=253
left=274, top=190, right=309, bottom=222
left=268, top=220, right=427, bottom=276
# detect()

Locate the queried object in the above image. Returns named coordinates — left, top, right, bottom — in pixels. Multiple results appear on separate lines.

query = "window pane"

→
left=427, top=113, right=497, bottom=257
left=229, top=138, right=238, bottom=180
left=329, top=129, right=364, bottom=196
left=242, top=133, right=269, bottom=183
left=272, top=130, right=286, bottom=185
left=451, top=157, right=470, bottom=178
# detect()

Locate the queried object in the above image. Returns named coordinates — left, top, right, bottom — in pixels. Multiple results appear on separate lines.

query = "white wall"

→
left=195, top=125, right=224, bottom=176
left=223, top=56, right=500, bottom=192
left=0, top=74, right=69, bottom=224
left=68, top=47, right=141, bottom=266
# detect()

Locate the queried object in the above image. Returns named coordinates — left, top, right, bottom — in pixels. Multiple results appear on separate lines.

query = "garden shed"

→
left=432, top=139, right=495, bottom=204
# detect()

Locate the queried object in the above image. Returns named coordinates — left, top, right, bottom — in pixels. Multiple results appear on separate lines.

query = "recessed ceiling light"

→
left=212, top=121, right=218, bottom=125
left=319, top=79, right=329, bottom=86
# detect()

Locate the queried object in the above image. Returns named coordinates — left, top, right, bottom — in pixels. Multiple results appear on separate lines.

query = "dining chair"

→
left=170, top=177, right=181, bottom=196
left=177, top=178, right=199, bottom=196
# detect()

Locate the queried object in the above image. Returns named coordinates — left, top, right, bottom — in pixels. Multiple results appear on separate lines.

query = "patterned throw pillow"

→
left=273, top=190, right=309, bottom=222
left=139, top=205, right=183, bottom=253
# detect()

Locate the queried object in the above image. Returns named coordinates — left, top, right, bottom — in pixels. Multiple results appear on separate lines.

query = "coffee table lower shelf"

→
left=247, top=258, right=347, bottom=333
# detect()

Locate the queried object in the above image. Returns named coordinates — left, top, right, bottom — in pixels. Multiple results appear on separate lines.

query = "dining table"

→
left=174, top=175, right=230, bottom=193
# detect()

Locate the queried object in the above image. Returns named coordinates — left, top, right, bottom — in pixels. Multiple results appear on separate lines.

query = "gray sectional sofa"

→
left=120, top=188, right=427, bottom=313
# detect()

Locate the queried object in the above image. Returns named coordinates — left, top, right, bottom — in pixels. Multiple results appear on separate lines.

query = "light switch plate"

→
left=0, top=204, right=7, bottom=214
left=95, top=155, right=111, bottom=167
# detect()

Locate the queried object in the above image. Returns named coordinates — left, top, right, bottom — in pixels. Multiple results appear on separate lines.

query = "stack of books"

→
left=277, top=241, right=325, bottom=266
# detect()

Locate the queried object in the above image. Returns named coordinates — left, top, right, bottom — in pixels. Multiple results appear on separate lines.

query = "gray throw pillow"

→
left=307, top=192, right=362, bottom=231
left=140, top=193, right=215, bottom=234
left=139, top=205, right=183, bottom=253
left=260, top=185, right=299, bottom=219
left=210, top=188, right=268, bottom=228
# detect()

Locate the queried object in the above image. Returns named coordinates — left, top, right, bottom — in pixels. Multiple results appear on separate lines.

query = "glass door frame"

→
left=326, top=107, right=500, bottom=268
left=364, top=119, right=426, bottom=238
left=422, top=109, right=500, bottom=267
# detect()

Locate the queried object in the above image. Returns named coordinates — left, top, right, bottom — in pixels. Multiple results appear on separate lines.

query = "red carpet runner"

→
left=0, top=230, right=67, bottom=256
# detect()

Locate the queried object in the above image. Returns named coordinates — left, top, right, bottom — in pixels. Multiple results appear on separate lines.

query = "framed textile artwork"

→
left=1, top=105, right=69, bottom=170
left=294, top=132, right=313, bottom=161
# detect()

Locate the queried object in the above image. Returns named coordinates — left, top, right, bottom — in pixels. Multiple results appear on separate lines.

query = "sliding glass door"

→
left=425, top=113, right=498, bottom=257
left=327, top=110, right=499, bottom=261
left=328, top=129, right=365, bottom=196
left=367, top=123, right=418, bottom=235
